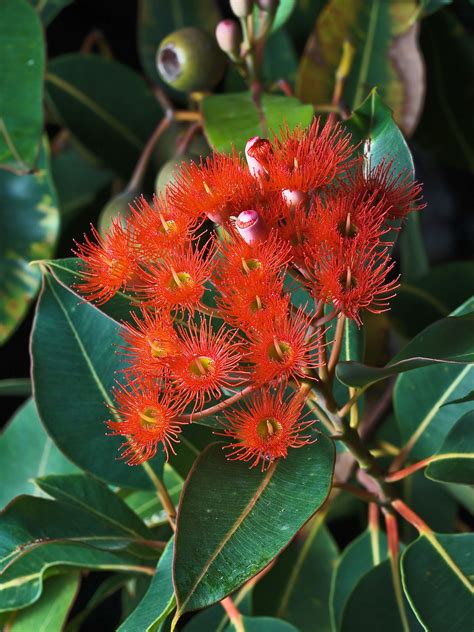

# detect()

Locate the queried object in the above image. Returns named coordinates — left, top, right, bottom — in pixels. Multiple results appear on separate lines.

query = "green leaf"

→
left=414, top=10, right=474, bottom=173
left=390, top=261, right=474, bottom=339
left=340, top=559, right=420, bottom=631
left=254, top=517, right=338, bottom=632
left=202, top=92, right=313, bottom=153
left=174, top=437, right=335, bottom=614
left=45, top=54, right=163, bottom=178
left=400, top=212, right=429, bottom=283
left=182, top=585, right=252, bottom=631
left=425, top=411, right=474, bottom=484
left=124, top=464, right=184, bottom=525
left=65, top=574, right=128, bottom=632
left=394, top=299, right=474, bottom=460
left=0, top=378, right=31, bottom=397
left=31, top=271, right=164, bottom=488
left=297, top=1, right=423, bottom=135
left=401, top=533, right=474, bottom=631
left=337, top=297, right=474, bottom=388
left=263, top=29, right=298, bottom=84
left=0, top=0, right=44, bottom=171
left=118, top=538, right=175, bottom=632
left=0, top=493, right=153, bottom=612
left=239, top=617, right=299, bottom=632
left=10, top=572, right=80, bottom=632
left=330, top=529, right=388, bottom=630
left=51, top=145, right=113, bottom=224
left=253, top=0, right=297, bottom=35
left=31, top=0, right=73, bottom=25
left=137, top=0, right=221, bottom=99
left=0, top=399, right=78, bottom=510
left=420, top=0, right=452, bottom=15
left=0, top=140, right=60, bottom=345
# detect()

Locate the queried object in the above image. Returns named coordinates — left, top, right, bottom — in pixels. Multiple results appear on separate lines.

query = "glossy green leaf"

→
left=297, top=1, right=423, bottom=135
left=337, top=298, right=474, bottom=388
left=400, top=212, right=429, bottom=283
left=202, top=92, right=313, bottom=153
left=239, top=618, right=299, bottom=632
left=0, top=0, right=44, bottom=171
left=253, top=0, right=297, bottom=35
left=10, top=572, right=79, bottom=632
left=124, top=464, right=184, bottom=525
left=420, top=0, right=452, bottom=14
left=51, top=145, right=113, bottom=224
left=394, top=299, right=474, bottom=460
left=118, top=538, right=175, bottom=632
left=31, top=271, right=164, bottom=488
left=425, top=411, right=474, bottom=484
left=0, top=399, right=78, bottom=510
left=415, top=10, right=474, bottom=173
left=390, top=261, right=474, bottom=339
left=340, top=559, right=420, bottom=631
left=65, top=574, right=128, bottom=632
left=254, top=517, right=338, bottom=632
left=0, top=378, right=31, bottom=397
left=401, top=533, right=474, bottom=631
left=45, top=54, right=163, bottom=178
left=263, top=29, right=298, bottom=84
left=0, top=141, right=60, bottom=345
left=330, top=529, right=388, bottom=630
left=137, top=0, right=221, bottom=98
left=182, top=585, right=252, bottom=631
left=0, top=493, right=155, bottom=611
left=174, top=437, right=335, bottom=614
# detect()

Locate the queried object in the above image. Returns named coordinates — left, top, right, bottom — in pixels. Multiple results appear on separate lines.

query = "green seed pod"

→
left=157, top=27, right=226, bottom=92
left=98, top=188, right=138, bottom=236
left=154, top=155, right=195, bottom=196
left=230, top=0, right=253, bottom=18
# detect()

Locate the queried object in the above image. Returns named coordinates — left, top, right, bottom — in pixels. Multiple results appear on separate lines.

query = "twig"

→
left=178, top=385, right=256, bottom=422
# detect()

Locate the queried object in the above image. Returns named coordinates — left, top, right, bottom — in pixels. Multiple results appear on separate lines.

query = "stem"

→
left=312, top=308, right=339, bottom=328
left=327, top=314, right=346, bottom=377
left=221, top=597, right=245, bottom=632
left=391, top=499, right=431, bottom=534
left=141, top=461, right=176, bottom=530
left=178, top=385, right=255, bottom=422
left=174, top=110, right=202, bottom=122
left=337, top=386, right=366, bottom=419
left=385, top=457, right=432, bottom=482
left=127, top=115, right=172, bottom=191
left=333, top=481, right=380, bottom=504
left=383, top=509, right=410, bottom=632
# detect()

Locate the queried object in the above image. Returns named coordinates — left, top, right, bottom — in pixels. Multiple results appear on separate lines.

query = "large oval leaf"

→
left=0, top=399, right=78, bottom=510
left=401, top=533, right=474, bottom=631
left=45, top=54, right=163, bottom=178
left=173, top=436, right=335, bottom=614
left=31, top=271, right=164, bottom=488
left=202, top=92, right=313, bottom=153
left=0, top=141, right=59, bottom=344
left=425, top=411, right=474, bottom=485
left=0, top=0, right=44, bottom=171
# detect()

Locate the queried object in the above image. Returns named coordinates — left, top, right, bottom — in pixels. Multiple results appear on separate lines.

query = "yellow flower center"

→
left=188, top=355, right=215, bottom=377
left=138, top=406, right=165, bottom=430
left=256, top=417, right=282, bottom=440
left=267, top=338, right=293, bottom=363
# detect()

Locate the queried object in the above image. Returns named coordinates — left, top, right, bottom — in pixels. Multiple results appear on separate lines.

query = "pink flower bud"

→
left=235, top=210, right=269, bottom=244
left=230, top=0, right=254, bottom=17
left=281, top=189, right=308, bottom=209
left=215, top=20, right=241, bottom=55
left=245, top=136, right=272, bottom=179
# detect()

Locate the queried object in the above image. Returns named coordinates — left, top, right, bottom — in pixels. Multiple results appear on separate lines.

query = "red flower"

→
left=129, top=194, right=196, bottom=260
left=218, top=390, right=315, bottom=469
left=107, top=380, right=187, bottom=464
left=169, top=317, right=244, bottom=409
left=168, top=151, right=258, bottom=224
left=121, top=308, right=178, bottom=377
left=74, top=220, right=137, bottom=304
left=310, top=243, right=399, bottom=325
left=137, top=243, right=216, bottom=313
left=248, top=119, right=355, bottom=195
left=247, top=308, right=321, bottom=386
left=349, top=159, right=425, bottom=220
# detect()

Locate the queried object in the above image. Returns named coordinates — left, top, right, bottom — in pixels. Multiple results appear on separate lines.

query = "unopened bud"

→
left=98, top=188, right=138, bottom=235
left=215, top=20, right=242, bottom=56
left=245, top=136, right=272, bottom=179
left=281, top=189, right=308, bottom=210
left=235, top=210, right=269, bottom=244
left=255, top=0, right=280, bottom=13
left=230, top=0, right=254, bottom=18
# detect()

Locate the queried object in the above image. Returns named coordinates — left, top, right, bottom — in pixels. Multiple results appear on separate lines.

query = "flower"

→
left=168, top=317, right=244, bottom=409
left=73, top=220, right=137, bottom=304
left=218, top=390, right=315, bottom=469
left=247, top=307, right=321, bottom=386
left=107, top=380, right=187, bottom=464
left=121, top=308, right=178, bottom=377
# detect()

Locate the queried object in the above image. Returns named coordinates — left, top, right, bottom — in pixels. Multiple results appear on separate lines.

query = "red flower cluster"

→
left=74, top=118, right=423, bottom=469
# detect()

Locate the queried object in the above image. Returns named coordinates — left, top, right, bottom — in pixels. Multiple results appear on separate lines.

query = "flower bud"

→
left=157, top=27, right=226, bottom=93
left=235, top=210, right=269, bottom=244
left=255, top=0, right=280, bottom=12
left=245, top=136, right=272, bottom=179
left=98, top=188, right=138, bottom=236
left=230, top=0, right=254, bottom=18
left=215, top=20, right=242, bottom=56
left=281, top=189, right=308, bottom=210
left=155, top=155, right=194, bottom=196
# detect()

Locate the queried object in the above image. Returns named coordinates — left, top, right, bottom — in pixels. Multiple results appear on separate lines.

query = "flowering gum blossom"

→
left=236, top=210, right=269, bottom=245
left=245, top=136, right=270, bottom=179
